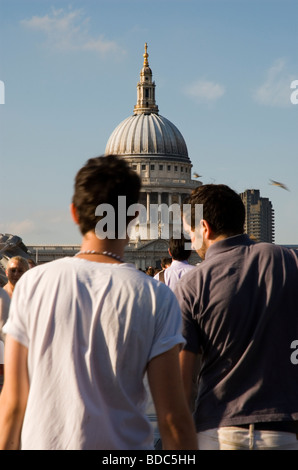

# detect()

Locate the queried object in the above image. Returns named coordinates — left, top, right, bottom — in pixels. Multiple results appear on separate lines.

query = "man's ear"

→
left=70, top=203, right=79, bottom=225
left=201, top=219, right=213, bottom=240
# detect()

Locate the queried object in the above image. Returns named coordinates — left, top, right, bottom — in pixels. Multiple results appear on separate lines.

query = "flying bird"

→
left=269, top=179, right=290, bottom=191
left=193, top=172, right=202, bottom=178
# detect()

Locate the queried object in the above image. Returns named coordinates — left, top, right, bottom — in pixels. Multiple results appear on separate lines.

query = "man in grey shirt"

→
left=175, top=184, right=298, bottom=450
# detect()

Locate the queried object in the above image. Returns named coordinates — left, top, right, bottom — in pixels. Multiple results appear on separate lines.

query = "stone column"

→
left=146, top=193, right=150, bottom=223
left=157, top=193, right=162, bottom=238
left=157, top=192, right=162, bottom=206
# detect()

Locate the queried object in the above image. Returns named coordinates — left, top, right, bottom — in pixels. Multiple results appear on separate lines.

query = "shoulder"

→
left=13, top=257, right=75, bottom=292
left=174, top=264, right=201, bottom=298
left=27, top=257, right=71, bottom=274
left=167, top=260, right=195, bottom=272
left=0, top=287, right=10, bottom=321
left=180, top=262, right=200, bottom=281
left=138, top=269, right=180, bottom=304
left=113, top=265, right=181, bottom=317
left=251, top=242, right=298, bottom=263
left=184, top=262, right=196, bottom=271
left=0, top=286, right=10, bottom=304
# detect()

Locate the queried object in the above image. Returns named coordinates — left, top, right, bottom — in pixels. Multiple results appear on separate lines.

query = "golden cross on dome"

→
left=143, top=43, right=149, bottom=67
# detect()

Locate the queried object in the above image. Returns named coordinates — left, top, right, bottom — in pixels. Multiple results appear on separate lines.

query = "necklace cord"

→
left=75, top=250, right=124, bottom=263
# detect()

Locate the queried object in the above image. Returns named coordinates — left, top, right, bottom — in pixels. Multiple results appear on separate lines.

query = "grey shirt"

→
left=175, top=234, right=298, bottom=432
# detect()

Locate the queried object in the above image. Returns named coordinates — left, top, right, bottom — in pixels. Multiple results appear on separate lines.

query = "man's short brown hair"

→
left=72, top=155, right=141, bottom=237
left=169, top=234, right=192, bottom=261
left=184, top=184, right=245, bottom=237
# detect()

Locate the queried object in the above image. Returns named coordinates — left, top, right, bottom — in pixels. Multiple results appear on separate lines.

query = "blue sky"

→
left=0, top=0, right=297, bottom=245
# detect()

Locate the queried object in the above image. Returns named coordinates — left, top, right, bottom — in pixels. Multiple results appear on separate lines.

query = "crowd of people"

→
left=0, top=154, right=297, bottom=450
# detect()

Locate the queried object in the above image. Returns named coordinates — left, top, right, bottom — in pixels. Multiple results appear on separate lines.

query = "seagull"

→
left=193, top=172, right=202, bottom=178
left=269, top=179, right=290, bottom=191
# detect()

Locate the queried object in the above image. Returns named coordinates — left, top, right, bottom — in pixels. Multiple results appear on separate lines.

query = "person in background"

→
left=175, top=183, right=298, bottom=450
left=0, top=287, right=10, bottom=392
left=3, top=257, right=29, bottom=298
left=154, top=235, right=194, bottom=290
left=161, top=257, right=173, bottom=270
left=154, top=257, right=172, bottom=282
left=145, top=266, right=155, bottom=277
left=27, top=259, right=37, bottom=269
left=0, top=287, right=10, bottom=343
left=0, top=154, right=197, bottom=451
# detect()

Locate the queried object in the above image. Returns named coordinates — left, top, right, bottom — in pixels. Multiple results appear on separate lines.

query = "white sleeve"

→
left=3, top=277, right=29, bottom=348
left=148, top=286, right=185, bottom=362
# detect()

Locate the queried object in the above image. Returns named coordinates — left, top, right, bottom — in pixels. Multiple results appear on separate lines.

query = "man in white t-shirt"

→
left=0, top=155, right=197, bottom=450
left=154, top=235, right=195, bottom=290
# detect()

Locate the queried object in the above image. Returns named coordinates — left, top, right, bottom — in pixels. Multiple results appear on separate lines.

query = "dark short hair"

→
left=72, top=155, right=141, bottom=237
left=184, top=184, right=245, bottom=237
left=169, top=234, right=192, bottom=261
left=161, top=257, right=172, bottom=268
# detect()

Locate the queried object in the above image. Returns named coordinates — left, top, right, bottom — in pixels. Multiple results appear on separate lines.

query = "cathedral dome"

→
left=105, top=43, right=189, bottom=163
left=105, top=113, right=189, bottom=162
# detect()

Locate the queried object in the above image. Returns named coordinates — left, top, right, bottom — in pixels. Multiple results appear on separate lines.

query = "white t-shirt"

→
left=0, top=287, right=10, bottom=346
left=154, top=260, right=195, bottom=291
left=4, top=257, right=184, bottom=450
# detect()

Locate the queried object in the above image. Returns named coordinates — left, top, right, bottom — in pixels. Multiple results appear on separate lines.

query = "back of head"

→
left=185, top=184, right=245, bottom=237
left=169, top=234, right=192, bottom=261
left=72, top=155, right=141, bottom=238
left=146, top=266, right=155, bottom=277
left=161, top=257, right=172, bottom=269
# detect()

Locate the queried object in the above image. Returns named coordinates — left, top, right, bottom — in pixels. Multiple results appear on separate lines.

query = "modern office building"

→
left=240, top=189, right=275, bottom=243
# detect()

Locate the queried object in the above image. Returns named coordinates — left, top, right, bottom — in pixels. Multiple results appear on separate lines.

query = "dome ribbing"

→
left=105, top=113, right=189, bottom=162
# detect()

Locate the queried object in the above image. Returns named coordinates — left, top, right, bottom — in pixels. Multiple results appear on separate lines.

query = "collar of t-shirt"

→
left=169, top=260, right=191, bottom=269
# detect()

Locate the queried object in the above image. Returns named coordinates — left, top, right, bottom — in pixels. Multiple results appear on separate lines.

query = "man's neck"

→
left=197, top=233, right=229, bottom=260
left=77, top=231, right=127, bottom=263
